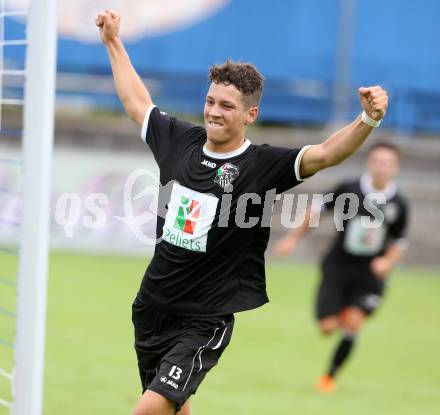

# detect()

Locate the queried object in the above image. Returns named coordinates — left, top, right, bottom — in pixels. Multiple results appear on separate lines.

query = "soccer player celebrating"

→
left=96, top=10, right=389, bottom=415
left=275, top=142, right=409, bottom=393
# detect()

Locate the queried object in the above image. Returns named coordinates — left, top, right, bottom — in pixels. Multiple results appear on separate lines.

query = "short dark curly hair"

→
left=209, top=59, right=265, bottom=109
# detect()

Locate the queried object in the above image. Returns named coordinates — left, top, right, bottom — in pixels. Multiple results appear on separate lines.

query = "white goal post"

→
left=13, top=1, right=57, bottom=414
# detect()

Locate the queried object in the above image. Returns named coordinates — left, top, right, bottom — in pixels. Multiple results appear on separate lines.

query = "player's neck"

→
left=361, top=173, right=398, bottom=201
left=205, top=136, right=246, bottom=154
left=371, top=178, right=387, bottom=191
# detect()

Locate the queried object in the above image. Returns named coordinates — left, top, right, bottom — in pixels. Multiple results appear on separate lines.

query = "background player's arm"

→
left=274, top=208, right=317, bottom=256
left=96, top=10, right=152, bottom=126
left=370, top=242, right=406, bottom=279
left=300, top=86, right=389, bottom=178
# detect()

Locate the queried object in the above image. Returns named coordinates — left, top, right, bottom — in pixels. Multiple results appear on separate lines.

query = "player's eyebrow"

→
left=206, top=95, right=236, bottom=107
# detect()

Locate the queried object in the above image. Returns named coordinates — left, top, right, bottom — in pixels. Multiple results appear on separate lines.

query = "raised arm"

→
left=300, top=86, right=389, bottom=178
left=95, top=10, right=153, bottom=126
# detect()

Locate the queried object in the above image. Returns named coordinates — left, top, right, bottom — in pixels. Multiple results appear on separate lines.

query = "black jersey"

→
left=138, top=106, right=309, bottom=316
left=321, top=176, right=409, bottom=281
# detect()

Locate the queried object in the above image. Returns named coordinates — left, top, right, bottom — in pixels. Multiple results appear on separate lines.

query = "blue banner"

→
left=4, top=0, right=439, bottom=133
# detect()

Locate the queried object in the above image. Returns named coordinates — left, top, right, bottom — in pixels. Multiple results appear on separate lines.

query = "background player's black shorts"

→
left=315, top=274, right=385, bottom=320
left=132, top=295, right=234, bottom=411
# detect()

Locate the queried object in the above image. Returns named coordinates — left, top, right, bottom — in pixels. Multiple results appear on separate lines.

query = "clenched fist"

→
left=95, top=10, right=120, bottom=45
left=358, top=86, right=388, bottom=121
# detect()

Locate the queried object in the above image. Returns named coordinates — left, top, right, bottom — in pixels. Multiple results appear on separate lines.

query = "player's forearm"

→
left=321, top=115, right=374, bottom=168
left=285, top=208, right=313, bottom=241
left=382, top=243, right=405, bottom=267
left=299, top=116, right=375, bottom=177
left=105, top=38, right=152, bottom=125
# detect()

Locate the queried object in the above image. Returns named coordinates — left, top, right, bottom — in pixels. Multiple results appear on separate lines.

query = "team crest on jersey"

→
left=214, top=163, right=239, bottom=189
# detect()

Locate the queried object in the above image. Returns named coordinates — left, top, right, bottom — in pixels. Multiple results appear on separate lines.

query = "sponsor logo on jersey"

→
left=343, top=216, right=386, bottom=256
left=174, top=196, right=200, bottom=234
left=214, top=162, right=239, bottom=189
left=201, top=159, right=217, bottom=168
left=163, top=183, right=218, bottom=252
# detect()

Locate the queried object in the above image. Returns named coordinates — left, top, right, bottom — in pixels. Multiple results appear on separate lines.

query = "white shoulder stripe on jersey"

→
left=140, top=104, right=157, bottom=143
left=294, top=145, right=313, bottom=182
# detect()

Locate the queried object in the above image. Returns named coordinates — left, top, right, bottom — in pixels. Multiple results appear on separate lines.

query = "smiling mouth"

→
left=208, top=120, right=224, bottom=128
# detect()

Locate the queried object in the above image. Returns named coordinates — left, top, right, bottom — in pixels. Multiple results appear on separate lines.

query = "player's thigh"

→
left=132, top=389, right=176, bottom=415
left=318, top=315, right=340, bottom=335
left=339, top=306, right=366, bottom=333
left=176, top=400, right=191, bottom=415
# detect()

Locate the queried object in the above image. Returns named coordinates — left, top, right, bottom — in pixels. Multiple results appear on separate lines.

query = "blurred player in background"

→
left=96, top=9, right=389, bottom=415
left=275, top=142, right=409, bottom=393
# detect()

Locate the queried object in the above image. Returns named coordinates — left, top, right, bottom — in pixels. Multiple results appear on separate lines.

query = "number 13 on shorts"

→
left=169, top=365, right=183, bottom=380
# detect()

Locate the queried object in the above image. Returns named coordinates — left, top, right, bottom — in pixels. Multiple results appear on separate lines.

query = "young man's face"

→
left=367, top=147, right=400, bottom=186
left=204, top=82, right=258, bottom=149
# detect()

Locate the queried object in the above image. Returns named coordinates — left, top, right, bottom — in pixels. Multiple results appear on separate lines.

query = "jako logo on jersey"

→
left=201, top=159, right=217, bottom=168
left=174, top=196, right=200, bottom=235
left=166, top=379, right=179, bottom=390
left=214, top=162, right=239, bottom=189
left=159, top=376, right=179, bottom=389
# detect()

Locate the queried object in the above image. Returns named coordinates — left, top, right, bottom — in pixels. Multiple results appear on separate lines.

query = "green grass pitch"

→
left=1, top=252, right=440, bottom=414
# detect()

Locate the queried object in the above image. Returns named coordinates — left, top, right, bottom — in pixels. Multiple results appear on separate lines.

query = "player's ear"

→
left=245, top=106, right=259, bottom=125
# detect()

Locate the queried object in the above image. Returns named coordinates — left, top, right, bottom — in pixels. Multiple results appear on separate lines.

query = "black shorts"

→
left=315, top=274, right=385, bottom=320
left=132, top=296, right=234, bottom=411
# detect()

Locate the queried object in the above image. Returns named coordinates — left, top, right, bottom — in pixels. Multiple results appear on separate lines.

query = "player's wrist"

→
left=104, top=35, right=122, bottom=48
left=361, top=111, right=382, bottom=127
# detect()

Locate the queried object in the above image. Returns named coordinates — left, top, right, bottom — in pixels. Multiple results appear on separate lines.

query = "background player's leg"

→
left=339, top=306, right=366, bottom=333
left=132, top=389, right=177, bottom=415
left=324, top=307, right=366, bottom=386
left=326, top=331, right=358, bottom=379
left=316, top=315, right=340, bottom=393
left=318, top=315, right=340, bottom=336
left=315, top=276, right=346, bottom=392
left=317, top=307, right=367, bottom=393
